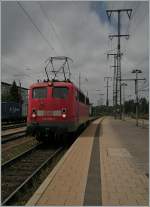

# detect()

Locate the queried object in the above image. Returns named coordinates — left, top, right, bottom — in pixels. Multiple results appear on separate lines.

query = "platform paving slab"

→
left=83, top=124, right=102, bottom=205
left=100, top=117, right=149, bottom=206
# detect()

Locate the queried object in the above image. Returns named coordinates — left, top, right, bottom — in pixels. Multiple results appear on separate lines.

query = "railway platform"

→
left=26, top=117, right=149, bottom=206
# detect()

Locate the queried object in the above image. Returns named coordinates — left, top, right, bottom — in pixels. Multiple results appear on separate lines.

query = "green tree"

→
left=9, top=80, right=20, bottom=102
left=124, top=100, right=136, bottom=114
left=2, top=93, right=11, bottom=101
left=139, top=98, right=149, bottom=114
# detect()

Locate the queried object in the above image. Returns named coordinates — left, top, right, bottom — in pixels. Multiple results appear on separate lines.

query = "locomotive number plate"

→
left=52, top=110, right=62, bottom=116
left=37, top=110, right=44, bottom=116
left=37, top=110, right=62, bottom=116
left=44, top=111, right=52, bottom=116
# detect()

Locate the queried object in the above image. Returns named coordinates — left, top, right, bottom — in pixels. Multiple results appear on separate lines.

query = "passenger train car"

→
left=27, top=80, right=90, bottom=142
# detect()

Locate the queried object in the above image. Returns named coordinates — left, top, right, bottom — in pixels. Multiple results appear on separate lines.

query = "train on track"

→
left=2, top=102, right=27, bottom=123
left=27, top=80, right=91, bottom=142
left=2, top=82, right=28, bottom=123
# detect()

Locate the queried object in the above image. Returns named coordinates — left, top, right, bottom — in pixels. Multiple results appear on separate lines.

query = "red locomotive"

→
left=27, top=57, right=90, bottom=142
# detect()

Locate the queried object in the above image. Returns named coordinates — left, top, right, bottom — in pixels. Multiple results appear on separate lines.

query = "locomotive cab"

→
left=27, top=81, right=78, bottom=141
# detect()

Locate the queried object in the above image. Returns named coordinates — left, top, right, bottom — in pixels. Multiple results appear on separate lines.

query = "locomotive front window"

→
left=32, top=87, right=47, bottom=99
left=53, top=87, right=68, bottom=99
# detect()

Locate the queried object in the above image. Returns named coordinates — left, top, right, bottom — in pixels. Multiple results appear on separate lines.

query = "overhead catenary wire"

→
left=138, top=80, right=149, bottom=91
left=125, top=7, right=148, bottom=67
left=122, top=4, right=148, bottom=84
left=16, top=1, right=56, bottom=53
left=37, top=2, right=67, bottom=53
left=125, top=1, right=148, bottom=37
left=125, top=2, right=141, bottom=35
left=123, top=2, right=148, bottom=55
left=131, top=10, right=148, bottom=35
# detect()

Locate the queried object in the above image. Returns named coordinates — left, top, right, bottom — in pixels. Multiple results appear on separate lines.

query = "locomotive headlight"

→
left=62, top=108, right=67, bottom=118
left=62, top=113, right=66, bottom=118
left=32, top=109, right=37, bottom=118
left=32, top=112, right=37, bottom=118
left=48, top=82, right=52, bottom=87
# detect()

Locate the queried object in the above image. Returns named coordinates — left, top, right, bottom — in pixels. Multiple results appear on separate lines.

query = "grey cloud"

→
left=1, top=1, right=149, bottom=105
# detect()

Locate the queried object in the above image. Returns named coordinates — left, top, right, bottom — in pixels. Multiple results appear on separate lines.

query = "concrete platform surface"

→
left=100, top=117, right=149, bottom=206
left=26, top=116, right=149, bottom=206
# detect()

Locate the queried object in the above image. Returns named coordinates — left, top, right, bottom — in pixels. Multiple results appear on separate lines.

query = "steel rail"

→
left=2, top=144, right=41, bottom=168
left=2, top=120, right=26, bottom=126
left=2, top=130, right=27, bottom=144
left=2, top=123, right=26, bottom=131
left=2, top=144, right=63, bottom=206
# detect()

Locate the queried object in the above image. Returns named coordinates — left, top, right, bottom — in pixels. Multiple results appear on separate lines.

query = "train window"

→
left=53, top=87, right=68, bottom=99
left=32, top=87, right=47, bottom=99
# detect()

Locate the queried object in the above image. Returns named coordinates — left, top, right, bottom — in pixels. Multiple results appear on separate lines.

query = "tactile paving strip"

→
left=84, top=124, right=102, bottom=206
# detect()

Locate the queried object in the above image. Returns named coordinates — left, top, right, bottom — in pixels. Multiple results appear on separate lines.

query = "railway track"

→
left=2, top=123, right=26, bottom=130
left=2, top=143, right=63, bottom=205
left=2, top=130, right=27, bottom=144
left=1, top=119, right=98, bottom=205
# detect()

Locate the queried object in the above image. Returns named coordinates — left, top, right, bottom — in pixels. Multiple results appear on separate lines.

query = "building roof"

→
left=1, top=81, right=28, bottom=90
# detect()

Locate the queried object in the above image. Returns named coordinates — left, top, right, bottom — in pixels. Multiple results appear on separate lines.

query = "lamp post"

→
left=96, top=90, right=104, bottom=105
left=95, top=90, right=104, bottom=116
left=98, top=93, right=104, bottom=106
left=121, top=82, right=127, bottom=120
left=132, top=69, right=142, bottom=126
left=104, top=77, right=112, bottom=106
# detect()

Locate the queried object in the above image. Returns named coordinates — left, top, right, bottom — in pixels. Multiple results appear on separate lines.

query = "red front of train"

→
left=27, top=81, right=90, bottom=141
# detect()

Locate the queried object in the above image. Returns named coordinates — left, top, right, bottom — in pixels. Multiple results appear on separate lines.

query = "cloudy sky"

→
left=1, top=1, right=149, bottom=105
